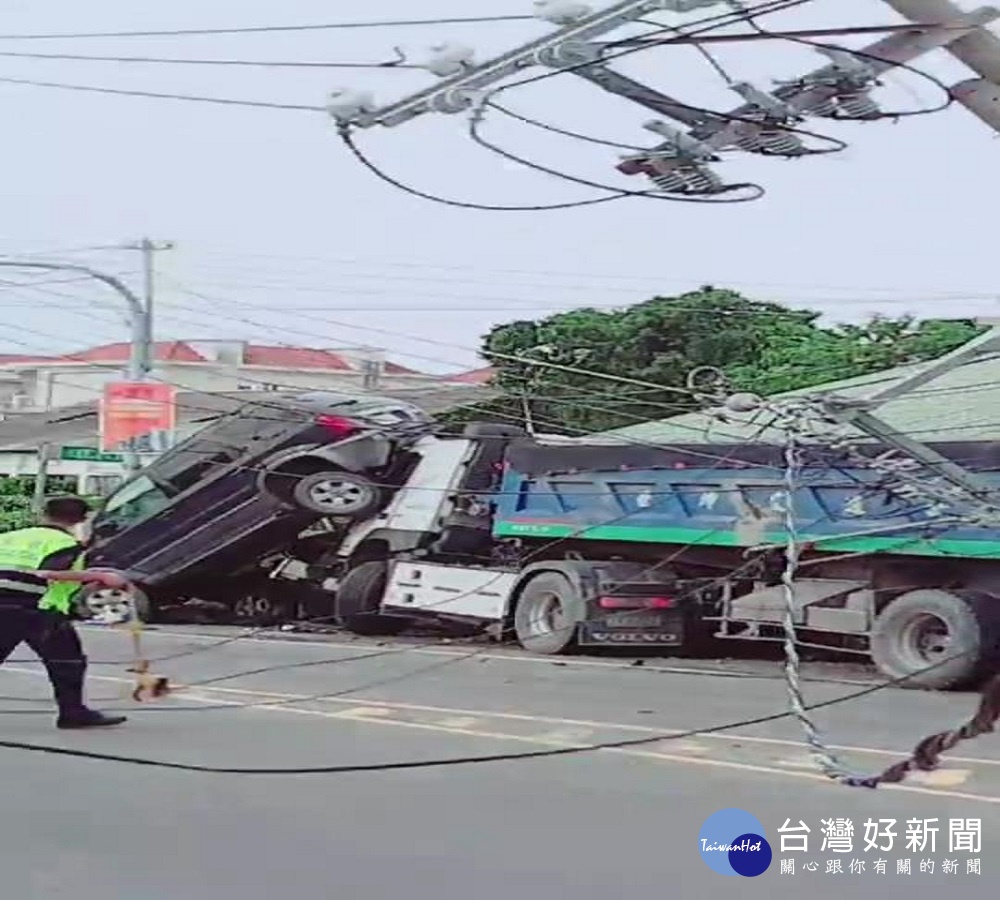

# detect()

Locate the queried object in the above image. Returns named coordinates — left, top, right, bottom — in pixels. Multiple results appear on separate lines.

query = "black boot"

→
left=57, top=708, right=128, bottom=729
left=50, top=659, right=126, bottom=729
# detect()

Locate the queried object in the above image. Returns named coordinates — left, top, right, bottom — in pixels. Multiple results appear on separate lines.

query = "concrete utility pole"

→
left=880, top=0, right=1000, bottom=133
left=118, top=238, right=173, bottom=467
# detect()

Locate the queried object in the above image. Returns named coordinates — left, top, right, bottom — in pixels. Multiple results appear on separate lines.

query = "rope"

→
left=768, top=396, right=1000, bottom=789
left=778, top=427, right=878, bottom=787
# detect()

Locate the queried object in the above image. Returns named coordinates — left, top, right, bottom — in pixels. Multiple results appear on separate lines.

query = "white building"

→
left=0, top=339, right=438, bottom=412
left=0, top=341, right=490, bottom=496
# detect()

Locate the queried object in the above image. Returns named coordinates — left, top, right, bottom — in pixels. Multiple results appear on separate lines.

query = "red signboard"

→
left=99, top=382, right=177, bottom=453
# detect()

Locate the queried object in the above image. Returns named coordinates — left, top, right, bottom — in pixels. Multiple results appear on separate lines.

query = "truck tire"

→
left=513, top=572, right=581, bottom=655
left=291, top=471, right=383, bottom=518
left=336, top=561, right=411, bottom=637
left=870, top=589, right=1000, bottom=690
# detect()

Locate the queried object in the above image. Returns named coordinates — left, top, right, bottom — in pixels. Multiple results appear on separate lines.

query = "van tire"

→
left=291, top=471, right=383, bottom=518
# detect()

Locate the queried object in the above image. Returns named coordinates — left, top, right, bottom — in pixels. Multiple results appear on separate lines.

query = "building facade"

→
left=0, top=340, right=437, bottom=412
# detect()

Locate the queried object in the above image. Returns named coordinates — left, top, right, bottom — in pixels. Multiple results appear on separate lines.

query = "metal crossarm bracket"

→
left=344, top=0, right=727, bottom=128
left=619, top=6, right=999, bottom=164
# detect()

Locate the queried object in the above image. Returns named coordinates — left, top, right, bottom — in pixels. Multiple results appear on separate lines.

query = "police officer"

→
left=0, top=495, right=129, bottom=729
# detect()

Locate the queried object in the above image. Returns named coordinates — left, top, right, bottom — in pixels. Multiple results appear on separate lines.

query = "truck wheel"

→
left=336, top=561, right=411, bottom=637
left=513, top=572, right=581, bottom=655
left=291, top=471, right=382, bottom=518
left=870, top=589, right=1000, bottom=690
left=77, top=585, right=154, bottom=624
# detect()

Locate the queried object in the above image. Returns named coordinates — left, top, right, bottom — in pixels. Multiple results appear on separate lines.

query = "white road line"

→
left=6, top=664, right=1000, bottom=775
left=100, top=626, right=876, bottom=685
left=102, top=680, right=1000, bottom=804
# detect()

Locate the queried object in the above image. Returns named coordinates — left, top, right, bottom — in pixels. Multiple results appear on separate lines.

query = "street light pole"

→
left=0, top=258, right=153, bottom=475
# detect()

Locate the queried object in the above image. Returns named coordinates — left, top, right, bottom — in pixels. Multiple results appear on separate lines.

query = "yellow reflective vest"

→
left=0, top=526, right=85, bottom=615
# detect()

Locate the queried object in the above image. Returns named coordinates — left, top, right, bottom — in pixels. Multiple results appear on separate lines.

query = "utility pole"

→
left=31, top=372, right=54, bottom=510
left=880, top=0, right=1000, bottom=134
left=121, top=238, right=172, bottom=466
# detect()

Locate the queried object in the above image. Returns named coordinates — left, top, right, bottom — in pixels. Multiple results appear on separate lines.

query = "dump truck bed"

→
left=491, top=439, right=1000, bottom=560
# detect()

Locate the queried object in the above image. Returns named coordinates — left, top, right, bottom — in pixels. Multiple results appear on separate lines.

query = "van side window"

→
left=98, top=475, right=172, bottom=528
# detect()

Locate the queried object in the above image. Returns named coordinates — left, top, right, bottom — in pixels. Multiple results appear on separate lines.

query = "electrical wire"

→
left=0, top=328, right=992, bottom=774
left=0, top=15, right=537, bottom=41
left=0, top=75, right=326, bottom=111
left=467, top=102, right=768, bottom=204
left=336, top=0, right=802, bottom=207
left=336, top=127, right=635, bottom=213
left=0, top=645, right=983, bottom=773
left=0, top=49, right=421, bottom=69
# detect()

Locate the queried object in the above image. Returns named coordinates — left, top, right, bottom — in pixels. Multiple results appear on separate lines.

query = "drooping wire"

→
left=336, top=126, right=635, bottom=213
left=466, top=100, right=768, bottom=204
left=0, top=646, right=988, bottom=774
left=336, top=0, right=805, bottom=208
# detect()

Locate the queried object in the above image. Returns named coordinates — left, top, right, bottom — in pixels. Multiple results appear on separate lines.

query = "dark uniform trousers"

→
left=0, top=598, right=86, bottom=713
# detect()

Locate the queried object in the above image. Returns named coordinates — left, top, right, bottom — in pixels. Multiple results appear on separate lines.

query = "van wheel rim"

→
left=308, top=479, right=369, bottom=511
left=84, top=588, right=132, bottom=623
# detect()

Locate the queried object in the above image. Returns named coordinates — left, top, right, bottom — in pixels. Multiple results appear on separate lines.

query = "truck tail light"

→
left=315, top=414, right=362, bottom=439
left=598, top=596, right=675, bottom=610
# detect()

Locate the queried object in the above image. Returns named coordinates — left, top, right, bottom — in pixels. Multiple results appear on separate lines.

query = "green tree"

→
left=0, top=476, right=90, bottom=531
left=445, top=287, right=985, bottom=435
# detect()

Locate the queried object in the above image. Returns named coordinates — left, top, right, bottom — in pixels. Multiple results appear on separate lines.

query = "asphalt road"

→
left=1, top=625, right=996, bottom=898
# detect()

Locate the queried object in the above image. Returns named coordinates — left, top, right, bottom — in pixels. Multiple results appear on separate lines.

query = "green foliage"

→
left=0, top=477, right=94, bottom=532
left=445, top=287, right=986, bottom=435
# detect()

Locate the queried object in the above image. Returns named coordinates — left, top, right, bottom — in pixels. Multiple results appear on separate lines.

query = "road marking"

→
left=6, top=662, right=1000, bottom=767
left=113, top=626, right=877, bottom=686
left=4, top=665, right=1000, bottom=804
left=773, top=755, right=972, bottom=787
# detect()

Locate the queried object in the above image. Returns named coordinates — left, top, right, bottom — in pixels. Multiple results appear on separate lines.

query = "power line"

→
left=0, top=15, right=536, bottom=41
left=0, top=74, right=325, bottom=111
left=0, top=49, right=421, bottom=69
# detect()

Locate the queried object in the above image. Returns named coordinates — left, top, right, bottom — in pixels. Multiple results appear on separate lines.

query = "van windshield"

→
left=98, top=475, right=173, bottom=528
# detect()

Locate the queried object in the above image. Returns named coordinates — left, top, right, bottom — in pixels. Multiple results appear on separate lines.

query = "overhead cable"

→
left=0, top=15, right=537, bottom=41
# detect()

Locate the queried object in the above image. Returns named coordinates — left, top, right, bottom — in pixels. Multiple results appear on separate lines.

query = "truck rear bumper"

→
left=578, top=609, right=685, bottom=647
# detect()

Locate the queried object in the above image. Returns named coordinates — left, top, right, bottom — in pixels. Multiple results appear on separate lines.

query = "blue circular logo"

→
left=698, top=808, right=772, bottom=877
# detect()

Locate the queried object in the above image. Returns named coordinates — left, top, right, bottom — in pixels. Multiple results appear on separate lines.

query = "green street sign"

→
left=59, top=446, right=125, bottom=463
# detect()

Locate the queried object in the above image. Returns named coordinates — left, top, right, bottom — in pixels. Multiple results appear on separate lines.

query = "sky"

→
left=0, top=0, right=998, bottom=376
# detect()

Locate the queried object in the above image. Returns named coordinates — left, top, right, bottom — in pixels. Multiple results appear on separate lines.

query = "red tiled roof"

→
left=383, top=361, right=424, bottom=375
left=0, top=341, right=431, bottom=375
left=60, top=341, right=207, bottom=363
left=446, top=366, right=495, bottom=384
left=0, top=353, right=53, bottom=363
left=244, top=345, right=353, bottom=371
